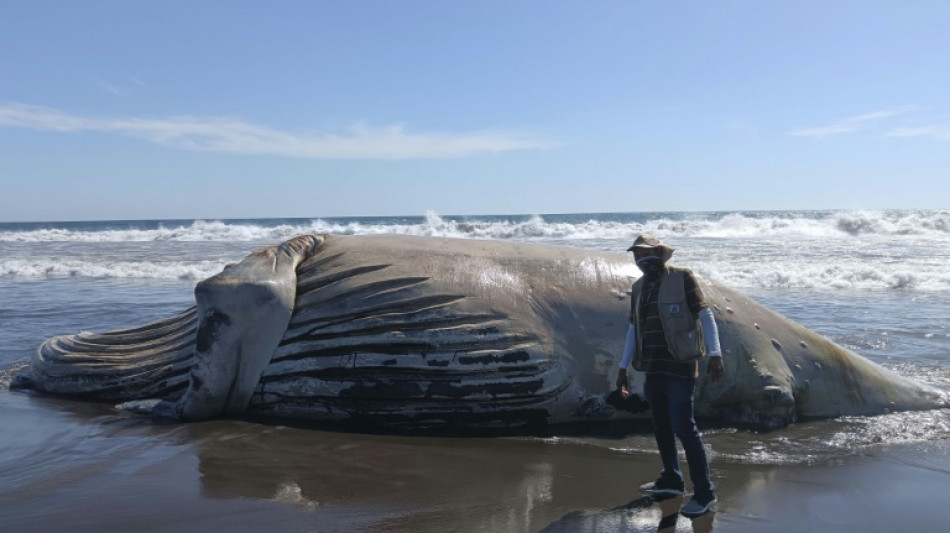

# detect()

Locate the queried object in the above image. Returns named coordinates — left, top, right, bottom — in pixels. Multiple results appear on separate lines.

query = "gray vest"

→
left=631, top=266, right=705, bottom=371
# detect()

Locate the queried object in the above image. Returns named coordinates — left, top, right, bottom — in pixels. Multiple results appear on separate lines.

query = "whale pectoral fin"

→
left=175, top=236, right=322, bottom=420
left=117, top=398, right=182, bottom=419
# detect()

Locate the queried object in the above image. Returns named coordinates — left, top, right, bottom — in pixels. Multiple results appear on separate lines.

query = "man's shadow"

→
left=538, top=493, right=715, bottom=533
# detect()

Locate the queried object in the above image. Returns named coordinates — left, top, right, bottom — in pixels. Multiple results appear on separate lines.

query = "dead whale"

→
left=16, top=234, right=948, bottom=431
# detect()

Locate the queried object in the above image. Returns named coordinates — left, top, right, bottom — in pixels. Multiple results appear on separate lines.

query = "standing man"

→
left=616, top=234, right=724, bottom=518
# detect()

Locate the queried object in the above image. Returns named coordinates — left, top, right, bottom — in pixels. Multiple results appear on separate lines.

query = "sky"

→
left=1, top=1, right=949, bottom=222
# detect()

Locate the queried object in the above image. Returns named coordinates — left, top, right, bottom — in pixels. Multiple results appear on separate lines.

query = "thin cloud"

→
left=886, top=125, right=950, bottom=141
left=789, top=110, right=904, bottom=138
left=129, top=77, right=151, bottom=90
left=0, top=102, right=556, bottom=159
left=91, top=78, right=123, bottom=96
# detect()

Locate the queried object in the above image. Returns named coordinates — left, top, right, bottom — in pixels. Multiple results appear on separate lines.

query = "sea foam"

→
left=2, top=210, right=949, bottom=290
left=1, top=209, right=948, bottom=243
left=0, top=259, right=224, bottom=280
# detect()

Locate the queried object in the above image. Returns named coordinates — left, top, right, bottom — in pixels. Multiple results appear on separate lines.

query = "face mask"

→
left=636, top=256, right=664, bottom=277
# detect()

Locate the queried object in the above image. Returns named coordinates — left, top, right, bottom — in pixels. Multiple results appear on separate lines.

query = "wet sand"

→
left=2, top=391, right=949, bottom=533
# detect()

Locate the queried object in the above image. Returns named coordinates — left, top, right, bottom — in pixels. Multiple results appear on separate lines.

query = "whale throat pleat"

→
left=30, top=306, right=198, bottom=401
left=248, top=247, right=563, bottom=427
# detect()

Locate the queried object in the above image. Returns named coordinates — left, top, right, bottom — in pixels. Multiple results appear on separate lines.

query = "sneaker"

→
left=680, top=493, right=717, bottom=517
left=638, top=477, right=685, bottom=496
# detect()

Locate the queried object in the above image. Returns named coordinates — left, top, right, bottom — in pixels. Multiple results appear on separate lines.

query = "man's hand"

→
left=616, top=368, right=629, bottom=395
left=707, top=357, right=724, bottom=383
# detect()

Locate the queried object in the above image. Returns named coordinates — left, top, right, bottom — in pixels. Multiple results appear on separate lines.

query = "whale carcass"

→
left=17, top=234, right=948, bottom=431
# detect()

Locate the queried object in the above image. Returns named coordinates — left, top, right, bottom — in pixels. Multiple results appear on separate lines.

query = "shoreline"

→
left=3, top=391, right=949, bottom=533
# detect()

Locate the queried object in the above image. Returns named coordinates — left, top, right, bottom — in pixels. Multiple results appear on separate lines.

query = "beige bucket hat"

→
left=626, top=233, right=674, bottom=261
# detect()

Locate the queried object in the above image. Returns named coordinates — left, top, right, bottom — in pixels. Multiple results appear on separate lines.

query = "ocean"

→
left=2, top=209, right=949, bottom=532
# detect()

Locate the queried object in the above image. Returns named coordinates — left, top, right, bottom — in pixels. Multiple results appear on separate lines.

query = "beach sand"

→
left=3, top=390, right=948, bottom=533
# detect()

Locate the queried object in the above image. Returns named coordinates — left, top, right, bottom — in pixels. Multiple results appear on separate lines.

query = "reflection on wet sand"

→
left=655, top=494, right=714, bottom=533
left=539, top=493, right=715, bottom=533
left=190, top=420, right=723, bottom=532
left=656, top=495, right=683, bottom=532
left=193, top=422, right=578, bottom=531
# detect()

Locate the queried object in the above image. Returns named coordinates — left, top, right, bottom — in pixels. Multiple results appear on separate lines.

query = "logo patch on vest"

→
left=668, top=303, right=682, bottom=317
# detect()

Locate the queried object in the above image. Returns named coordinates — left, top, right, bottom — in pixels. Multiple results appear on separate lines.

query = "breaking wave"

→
left=1, top=209, right=948, bottom=243
left=0, top=259, right=226, bottom=281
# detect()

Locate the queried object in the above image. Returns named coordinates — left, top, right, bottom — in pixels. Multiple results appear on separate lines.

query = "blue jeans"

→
left=643, top=373, right=714, bottom=497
